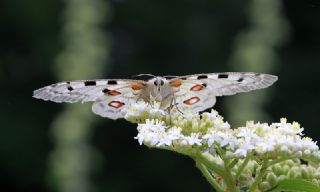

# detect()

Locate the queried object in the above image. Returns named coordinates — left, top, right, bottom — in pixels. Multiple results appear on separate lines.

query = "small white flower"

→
left=149, top=108, right=167, bottom=116
left=148, top=102, right=167, bottom=117
left=219, top=122, right=231, bottom=129
left=300, top=137, right=319, bottom=151
left=280, top=145, right=289, bottom=152
left=273, top=118, right=304, bottom=135
left=220, top=135, right=237, bottom=150
left=134, top=119, right=168, bottom=146
left=256, top=139, right=275, bottom=153
left=183, top=112, right=196, bottom=120
left=167, top=127, right=182, bottom=139
left=237, top=128, right=260, bottom=142
left=234, top=142, right=255, bottom=157
left=203, top=131, right=237, bottom=149
left=203, top=135, right=218, bottom=147
left=157, top=127, right=183, bottom=147
left=134, top=132, right=145, bottom=145
left=234, top=148, right=248, bottom=157
left=157, top=133, right=173, bottom=147
left=203, top=110, right=219, bottom=121
left=182, top=133, right=202, bottom=146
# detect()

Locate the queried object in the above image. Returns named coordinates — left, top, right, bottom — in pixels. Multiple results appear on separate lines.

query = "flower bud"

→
left=259, top=181, right=271, bottom=191
left=266, top=172, right=278, bottom=186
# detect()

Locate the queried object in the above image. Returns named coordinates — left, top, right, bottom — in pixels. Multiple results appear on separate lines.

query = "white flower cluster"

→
left=121, top=101, right=167, bottom=123
left=124, top=101, right=320, bottom=160
left=230, top=119, right=319, bottom=158
left=135, top=119, right=202, bottom=147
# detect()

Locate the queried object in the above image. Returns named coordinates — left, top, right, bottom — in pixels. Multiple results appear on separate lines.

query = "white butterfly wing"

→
left=170, top=72, right=277, bottom=112
left=91, top=88, right=138, bottom=119
left=33, top=79, right=146, bottom=103
left=180, top=72, right=278, bottom=96
left=169, top=79, right=216, bottom=112
left=33, top=79, right=147, bottom=119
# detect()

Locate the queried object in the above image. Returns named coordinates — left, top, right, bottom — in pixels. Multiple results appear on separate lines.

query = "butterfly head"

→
left=154, top=76, right=165, bottom=86
left=147, top=77, right=169, bottom=101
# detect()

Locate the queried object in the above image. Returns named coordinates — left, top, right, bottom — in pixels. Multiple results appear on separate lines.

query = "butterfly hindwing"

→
left=170, top=79, right=217, bottom=113
left=91, top=86, right=138, bottom=119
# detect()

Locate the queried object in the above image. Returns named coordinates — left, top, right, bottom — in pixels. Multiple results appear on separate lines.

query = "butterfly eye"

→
left=154, top=81, right=158, bottom=86
left=160, top=80, right=164, bottom=86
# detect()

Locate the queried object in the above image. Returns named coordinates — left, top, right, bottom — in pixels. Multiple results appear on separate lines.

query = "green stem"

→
left=228, top=158, right=239, bottom=169
left=267, top=157, right=290, bottom=167
left=162, top=146, right=241, bottom=191
left=235, top=154, right=251, bottom=179
left=223, top=160, right=240, bottom=192
left=195, top=153, right=226, bottom=176
left=248, top=160, right=268, bottom=192
left=216, top=146, right=240, bottom=192
left=196, top=154, right=239, bottom=191
left=195, top=161, right=224, bottom=192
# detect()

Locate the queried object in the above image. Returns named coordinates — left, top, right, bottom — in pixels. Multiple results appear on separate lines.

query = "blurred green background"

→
left=1, top=0, right=320, bottom=192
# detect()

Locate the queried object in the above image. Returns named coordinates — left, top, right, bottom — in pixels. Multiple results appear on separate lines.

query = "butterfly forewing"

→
left=169, top=72, right=277, bottom=112
left=33, top=79, right=146, bottom=103
left=172, top=72, right=277, bottom=96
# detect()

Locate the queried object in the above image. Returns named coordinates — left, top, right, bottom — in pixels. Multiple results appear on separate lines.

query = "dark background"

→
left=1, top=0, right=320, bottom=192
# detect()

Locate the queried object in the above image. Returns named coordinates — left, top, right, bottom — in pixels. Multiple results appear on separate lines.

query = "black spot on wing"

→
left=218, top=74, right=229, bottom=79
left=237, top=78, right=244, bottom=82
left=202, top=83, right=207, bottom=87
left=180, top=77, right=187, bottom=80
left=102, top=88, right=111, bottom=93
left=197, top=75, right=208, bottom=79
left=107, top=80, right=118, bottom=85
left=67, top=86, right=74, bottom=91
left=84, top=81, right=96, bottom=86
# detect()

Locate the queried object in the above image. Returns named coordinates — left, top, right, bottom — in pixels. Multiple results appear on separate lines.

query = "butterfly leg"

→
left=135, top=96, right=146, bottom=103
left=172, top=95, right=184, bottom=114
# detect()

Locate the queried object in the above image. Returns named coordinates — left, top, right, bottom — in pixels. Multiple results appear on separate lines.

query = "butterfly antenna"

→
left=132, top=74, right=155, bottom=78
left=163, top=75, right=177, bottom=79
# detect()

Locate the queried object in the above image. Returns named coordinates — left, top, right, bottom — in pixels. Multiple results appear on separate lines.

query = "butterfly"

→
left=33, top=72, right=277, bottom=119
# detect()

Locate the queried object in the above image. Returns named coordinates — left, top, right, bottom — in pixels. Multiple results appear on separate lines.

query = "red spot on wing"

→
left=190, top=84, right=205, bottom=91
left=108, top=101, right=125, bottom=108
left=170, top=79, right=182, bottom=87
left=183, top=97, right=200, bottom=105
left=107, top=90, right=121, bottom=96
left=131, top=82, right=146, bottom=91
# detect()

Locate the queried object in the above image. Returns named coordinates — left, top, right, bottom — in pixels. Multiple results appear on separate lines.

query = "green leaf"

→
left=266, top=179, right=320, bottom=192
